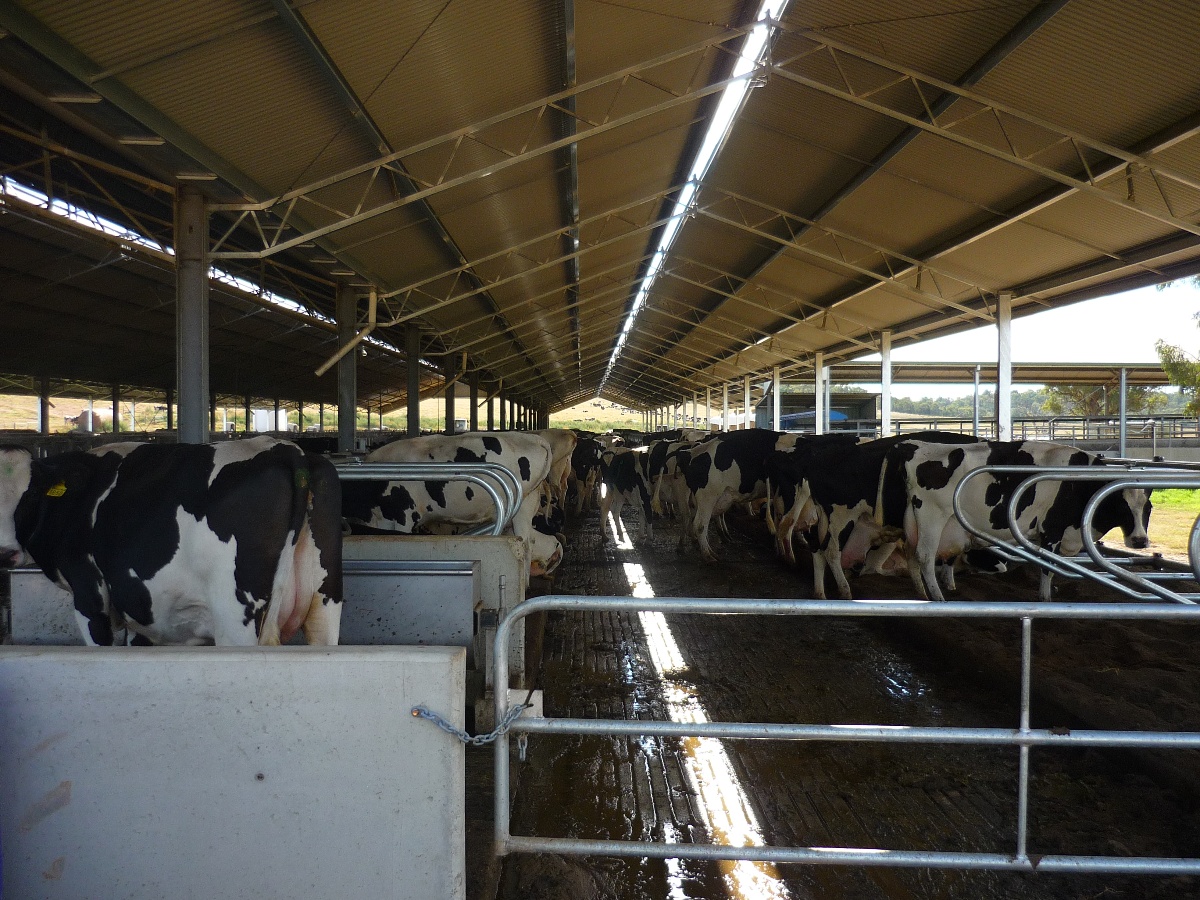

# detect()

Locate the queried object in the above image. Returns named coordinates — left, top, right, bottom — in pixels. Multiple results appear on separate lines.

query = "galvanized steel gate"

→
left=492, top=462, right=1200, bottom=875
left=493, top=595, right=1200, bottom=875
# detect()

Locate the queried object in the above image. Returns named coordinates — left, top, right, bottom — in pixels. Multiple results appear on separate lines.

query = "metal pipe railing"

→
left=952, top=464, right=1200, bottom=604
left=335, top=460, right=523, bottom=536
left=493, top=595, right=1200, bottom=875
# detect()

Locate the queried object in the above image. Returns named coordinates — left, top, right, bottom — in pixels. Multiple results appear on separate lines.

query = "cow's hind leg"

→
left=825, top=544, right=853, bottom=600
left=939, top=560, right=958, bottom=593
left=1039, top=569, right=1055, bottom=601
left=639, top=489, right=654, bottom=543
left=859, top=542, right=896, bottom=576
left=302, top=594, right=342, bottom=645
left=604, top=494, right=629, bottom=543
left=689, top=496, right=719, bottom=561
left=810, top=549, right=828, bottom=600
left=915, top=536, right=945, bottom=602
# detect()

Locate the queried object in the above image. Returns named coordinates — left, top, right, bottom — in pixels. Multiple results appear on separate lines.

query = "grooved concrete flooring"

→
left=484, top=505, right=1200, bottom=900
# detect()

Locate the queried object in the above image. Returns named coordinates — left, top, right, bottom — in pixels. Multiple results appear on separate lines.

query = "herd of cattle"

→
left=0, top=424, right=1152, bottom=648
left=580, top=428, right=1151, bottom=605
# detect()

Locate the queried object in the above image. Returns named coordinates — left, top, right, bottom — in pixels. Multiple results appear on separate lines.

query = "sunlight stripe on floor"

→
left=624, top=562, right=791, bottom=900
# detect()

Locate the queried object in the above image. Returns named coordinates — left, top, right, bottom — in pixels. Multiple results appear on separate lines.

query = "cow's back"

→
left=15, top=436, right=341, bottom=646
left=366, top=432, right=553, bottom=495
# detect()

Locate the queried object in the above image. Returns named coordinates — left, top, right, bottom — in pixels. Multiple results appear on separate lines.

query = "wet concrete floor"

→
left=484, top=503, right=1200, bottom=900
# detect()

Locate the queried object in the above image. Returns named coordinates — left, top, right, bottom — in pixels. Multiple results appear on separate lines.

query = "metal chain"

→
left=411, top=702, right=531, bottom=746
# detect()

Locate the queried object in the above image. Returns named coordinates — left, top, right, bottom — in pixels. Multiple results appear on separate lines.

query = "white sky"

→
left=857, top=280, right=1200, bottom=398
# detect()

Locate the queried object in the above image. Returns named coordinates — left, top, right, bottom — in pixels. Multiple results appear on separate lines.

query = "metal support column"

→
left=112, top=384, right=121, bottom=434
left=823, top=364, right=832, bottom=433
left=814, top=352, right=826, bottom=436
left=274, top=398, right=281, bottom=433
left=744, top=375, right=752, bottom=429
left=1119, top=367, right=1128, bottom=457
left=881, top=330, right=892, bottom=438
left=772, top=366, right=781, bottom=431
left=705, top=387, right=711, bottom=432
left=406, top=325, right=421, bottom=437
left=165, top=388, right=174, bottom=432
left=722, top=384, right=729, bottom=432
left=176, top=187, right=210, bottom=444
left=87, top=397, right=95, bottom=434
left=244, top=395, right=252, bottom=433
left=337, top=282, right=358, bottom=453
left=319, top=403, right=324, bottom=432
left=38, top=376, right=50, bottom=435
left=997, top=290, right=1013, bottom=442
left=469, top=371, right=479, bottom=432
left=973, top=366, right=981, bottom=437
left=444, top=358, right=456, bottom=434
left=499, top=388, right=507, bottom=431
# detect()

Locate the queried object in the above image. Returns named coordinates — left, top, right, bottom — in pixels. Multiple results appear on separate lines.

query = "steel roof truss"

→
left=491, top=305, right=728, bottom=393
left=770, top=30, right=1200, bottom=239
left=499, top=305, right=738, bottom=399
left=698, top=196, right=992, bottom=322
left=664, top=260, right=877, bottom=354
left=209, top=27, right=757, bottom=258
left=429, top=256, right=653, bottom=355
left=713, top=187, right=995, bottom=315
left=382, top=187, right=684, bottom=323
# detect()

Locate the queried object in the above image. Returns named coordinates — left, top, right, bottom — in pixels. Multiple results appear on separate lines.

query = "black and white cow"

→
left=341, top=431, right=563, bottom=577
left=767, top=431, right=983, bottom=599
left=532, top=481, right=566, bottom=542
left=683, top=430, right=793, bottom=561
left=896, top=439, right=1152, bottom=601
left=648, top=437, right=710, bottom=522
left=567, top=435, right=605, bottom=516
left=0, top=436, right=343, bottom=646
left=533, top=427, right=578, bottom=509
left=598, top=447, right=654, bottom=545
left=684, top=430, right=857, bottom=561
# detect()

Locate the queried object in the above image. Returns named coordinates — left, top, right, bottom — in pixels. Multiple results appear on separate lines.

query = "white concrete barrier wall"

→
left=8, top=570, right=86, bottom=646
left=0, top=646, right=465, bottom=900
left=344, top=535, right=529, bottom=688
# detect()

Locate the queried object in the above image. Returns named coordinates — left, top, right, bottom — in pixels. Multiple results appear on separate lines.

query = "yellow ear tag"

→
left=46, top=482, right=67, bottom=498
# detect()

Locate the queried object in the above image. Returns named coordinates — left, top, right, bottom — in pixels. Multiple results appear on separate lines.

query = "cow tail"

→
left=873, top=456, right=888, bottom=527
left=304, top=454, right=344, bottom=610
left=764, top=477, right=777, bottom=534
left=650, top=473, right=664, bottom=516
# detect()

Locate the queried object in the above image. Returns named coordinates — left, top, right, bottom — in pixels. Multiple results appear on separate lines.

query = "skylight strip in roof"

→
left=599, top=0, right=789, bottom=398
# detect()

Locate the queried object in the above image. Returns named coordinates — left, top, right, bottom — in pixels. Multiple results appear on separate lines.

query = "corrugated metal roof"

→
left=0, top=0, right=1198, bottom=412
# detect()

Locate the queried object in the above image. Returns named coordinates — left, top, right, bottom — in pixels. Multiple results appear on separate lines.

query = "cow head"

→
left=0, top=447, right=33, bottom=568
left=528, top=529, right=564, bottom=577
left=1094, top=487, right=1153, bottom=550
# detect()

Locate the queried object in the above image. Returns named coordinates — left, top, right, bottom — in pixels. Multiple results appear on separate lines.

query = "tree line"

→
left=889, top=385, right=1188, bottom=420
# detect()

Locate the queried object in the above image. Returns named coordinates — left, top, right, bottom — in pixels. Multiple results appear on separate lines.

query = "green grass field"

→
left=1145, top=489, right=1200, bottom=558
